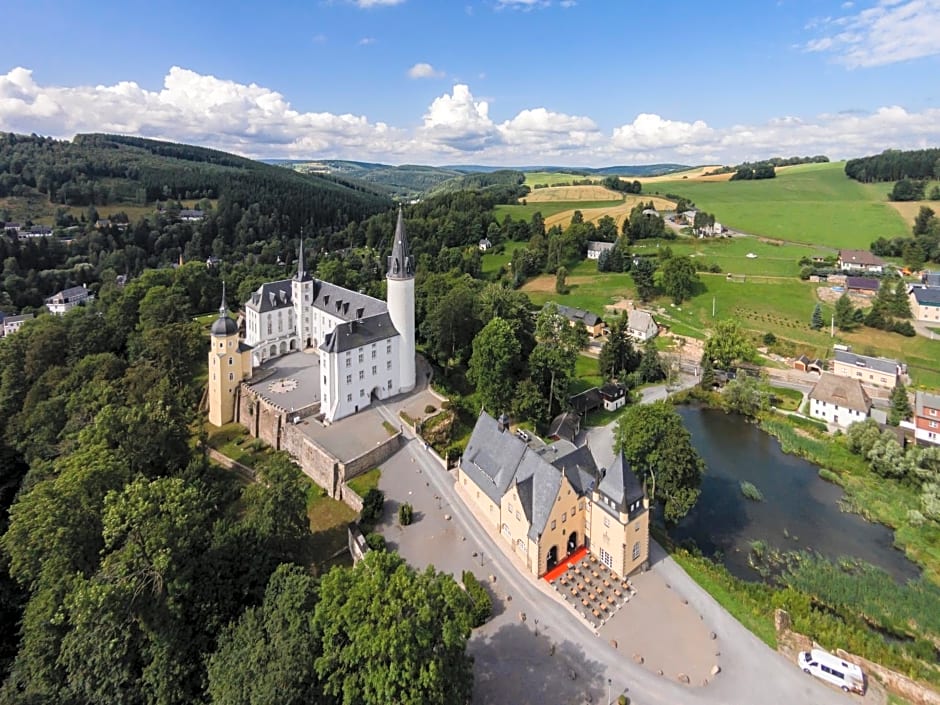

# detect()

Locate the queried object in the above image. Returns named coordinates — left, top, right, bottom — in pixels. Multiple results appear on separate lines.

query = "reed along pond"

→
left=669, top=406, right=920, bottom=583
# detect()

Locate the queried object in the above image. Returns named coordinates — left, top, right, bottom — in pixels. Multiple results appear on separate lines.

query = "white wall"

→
left=321, top=335, right=401, bottom=422
left=810, top=398, right=868, bottom=429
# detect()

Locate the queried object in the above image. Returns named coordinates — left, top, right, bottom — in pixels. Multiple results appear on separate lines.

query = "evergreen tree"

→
left=637, top=339, right=665, bottom=383
left=810, top=303, right=824, bottom=330
left=598, top=312, right=639, bottom=380
left=834, top=293, right=856, bottom=330
left=889, top=381, right=913, bottom=426
left=890, top=280, right=912, bottom=318
left=699, top=358, right=716, bottom=390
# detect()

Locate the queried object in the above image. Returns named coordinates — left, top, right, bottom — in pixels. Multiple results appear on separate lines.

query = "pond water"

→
left=669, top=406, right=921, bottom=583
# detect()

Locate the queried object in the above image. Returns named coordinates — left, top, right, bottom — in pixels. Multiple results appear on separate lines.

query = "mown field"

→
left=523, top=171, right=599, bottom=187
left=856, top=179, right=940, bottom=225
left=640, top=162, right=909, bottom=249
left=524, top=184, right=621, bottom=202
left=543, top=194, right=675, bottom=230
left=494, top=199, right=624, bottom=223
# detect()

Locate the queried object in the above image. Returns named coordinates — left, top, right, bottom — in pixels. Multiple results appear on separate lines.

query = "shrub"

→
left=398, top=502, right=414, bottom=526
left=618, top=696, right=630, bottom=705
left=817, top=468, right=842, bottom=486
left=762, top=332, right=777, bottom=346
left=424, top=404, right=437, bottom=414
left=462, top=570, right=493, bottom=627
left=366, top=532, right=387, bottom=551
left=360, top=488, right=385, bottom=526
left=892, top=320, right=916, bottom=337
left=740, top=481, right=765, bottom=502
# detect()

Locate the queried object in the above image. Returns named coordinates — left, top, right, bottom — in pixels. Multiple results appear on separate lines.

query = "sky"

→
left=0, top=0, right=938, bottom=167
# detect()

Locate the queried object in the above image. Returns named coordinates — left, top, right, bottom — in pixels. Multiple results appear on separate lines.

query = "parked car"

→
left=799, top=649, right=864, bottom=694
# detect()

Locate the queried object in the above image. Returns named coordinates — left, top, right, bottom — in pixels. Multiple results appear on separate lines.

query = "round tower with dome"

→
left=208, top=284, right=253, bottom=426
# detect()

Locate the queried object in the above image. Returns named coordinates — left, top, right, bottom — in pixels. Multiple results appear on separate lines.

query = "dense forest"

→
left=845, top=148, right=940, bottom=183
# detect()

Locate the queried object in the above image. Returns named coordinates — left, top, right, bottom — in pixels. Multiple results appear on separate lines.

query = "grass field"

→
left=495, top=199, right=624, bottom=223
left=524, top=184, right=622, bottom=202
left=634, top=236, right=826, bottom=277
left=640, top=162, right=909, bottom=249
left=856, top=180, right=940, bottom=225
left=0, top=192, right=216, bottom=225
left=543, top=194, right=676, bottom=231
left=524, top=171, right=599, bottom=187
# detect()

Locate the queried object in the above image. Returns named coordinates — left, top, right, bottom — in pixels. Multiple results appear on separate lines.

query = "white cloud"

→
left=1, top=66, right=939, bottom=165
left=407, top=63, right=444, bottom=79
left=357, top=37, right=376, bottom=45
left=351, top=0, right=405, bottom=7
left=804, top=0, right=940, bottom=67
left=496, top=0, right=551, bottom=10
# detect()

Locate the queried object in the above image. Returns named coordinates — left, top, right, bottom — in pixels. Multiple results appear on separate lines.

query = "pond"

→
left=669, top=406, right=921, bottom=583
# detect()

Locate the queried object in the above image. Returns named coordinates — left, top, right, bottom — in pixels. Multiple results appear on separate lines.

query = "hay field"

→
left=524, top=184, right=622, bottom=202
left=635, top=166, right=723, bottom=184
left=856, top=180, right=939, bottom=225
left=543, top=194, right=675, bottom=230
left=524, top=171, right=599, bottom=187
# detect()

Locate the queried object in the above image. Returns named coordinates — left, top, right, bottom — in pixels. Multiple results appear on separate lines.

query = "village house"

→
left=845, top=276, right=880, bottom=296
left=2, top=313, right=34, bottom=337
left=478, top=237, right=492, bottom=251
left=923, top=271, right=940, bottom=288
left=586, top=240, right=615, bottom=260
left=19, top=225, right=53, bottom=240
left=792, top=354, right=824, bottom=373
left=45, top=285, right=93, bottom=315
left=548, top=410, right=581, bottom=443
left=552, top=303, right=606, bottom=338
left=179, top=209, right=205, bottom=221
left=599, top=382, right=627, bottom=411
left=830, top=349, right=902, bottom=389
left=809, top=373, right=872, bottom=429
left=625, top=309, right=658, bottom=342
left=912, top=391, right=940, bottom=446
left=837, top=249, right=885, bottom=274
left=457, top=411, right=649, bottom=578
left=909, top=286, right=940, bottom=323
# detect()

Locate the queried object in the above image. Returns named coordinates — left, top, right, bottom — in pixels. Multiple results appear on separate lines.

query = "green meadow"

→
left=644, top=162, right=909, bottom=248
left=523, top=171, right=599, bottom=187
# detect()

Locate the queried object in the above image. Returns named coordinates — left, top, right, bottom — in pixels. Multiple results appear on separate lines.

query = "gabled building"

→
left=626, top=309, right=658, bottom=342
left=45, top=285, right=92, bottom=315
left=478, top=237, right=492, bottom=251
left=586, top=240, right=615, bottom=260
left=809, top=373, right=872, bottom=429
left=913, top=391, right=940, bottom=446
left=179, top=209, right=205, bottom=221
left=838, top=249, right=885, bottom=274
left=599, top=383, right=627, bottom=411
left=845, top=276, right=880, bottom=296
left=2, top=313, right=34, bottom=337
left=552, top=303, right=605, bottom=338
left=457, top=411, right=649, bottom=578
left=909, top=286, right=940, bottom=324
left=830, top=349, right=902, bottom=389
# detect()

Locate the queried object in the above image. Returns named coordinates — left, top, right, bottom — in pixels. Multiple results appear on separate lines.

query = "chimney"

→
left=497, top=412, right=510, bottom=432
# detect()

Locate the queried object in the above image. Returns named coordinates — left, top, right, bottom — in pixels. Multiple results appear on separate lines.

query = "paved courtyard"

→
left=247, top=350, right=320, bottom=413
left=297, top=407, right=392, bottom=462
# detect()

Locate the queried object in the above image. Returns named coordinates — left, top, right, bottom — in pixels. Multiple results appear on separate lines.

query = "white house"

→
left=239, top=208, right=416, bottom=424
left=626, top=309, right=658, bottom=342
left=837, top=249, right=885, bottom=274
left=599, top=383, right=627, bottom=411
left=586, top=240, right=615, bottom=260
left=478, top=238, right=493, bottom=251
left=809, top=373, right=872, bottom=429
left=45, top=285, right=92, bottom=315
left=2, top=313, right=33, bottom=336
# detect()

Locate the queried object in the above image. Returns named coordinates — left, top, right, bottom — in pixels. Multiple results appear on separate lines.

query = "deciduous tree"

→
left=468, top=317, right=523, bottom=414
left=702, top=319, right=755, bottom=370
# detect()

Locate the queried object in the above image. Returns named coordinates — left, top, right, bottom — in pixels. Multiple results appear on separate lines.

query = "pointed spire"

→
left=219, top=281, right=228, bottom=317
left=387, top=205, right=415, bottom=280
left=211, top=281, right=238, bottom=337
left=295, top=232, right=311, bottom=282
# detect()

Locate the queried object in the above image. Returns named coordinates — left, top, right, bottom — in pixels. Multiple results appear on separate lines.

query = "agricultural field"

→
left=856, top=180, right=940, bottom=226
left=494, top=199, right=623, bottom=223
left=634, top=166, right=723, bottom=183
left=524, top=184, right=621, bottom=202
left=523, top=171, right=599, bottom=187
left=543, top=194, right=676, bottom=230
left=640, top=162, right=909, bottom=249
left=0, top=194, right=217, bottom=225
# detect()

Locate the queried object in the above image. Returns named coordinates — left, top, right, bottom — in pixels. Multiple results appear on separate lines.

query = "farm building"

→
left=845, top=276, right=880, bottom=295
left=793, top=355, right=824, bottom=373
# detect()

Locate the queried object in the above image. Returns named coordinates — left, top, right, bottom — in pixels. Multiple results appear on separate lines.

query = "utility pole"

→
left=830, top=313, right=835, bottom=338
left=712, top=296, right=716, bottom=317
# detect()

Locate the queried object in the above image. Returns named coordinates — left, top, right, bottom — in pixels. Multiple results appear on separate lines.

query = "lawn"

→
left=767, top=385, right=804, bottom=411
left=206, top=423, right=273, bottom=469
left=306, top=482, right=357, bottom=569
left=634, top=236, right=824, bottom=278
left=347, top=467, right=381, bottom=496
left=642, top=162, right=909, bottom=248
left=480, top=239, right=528, bottom=279
left=570, top=353, right=603, bottom=394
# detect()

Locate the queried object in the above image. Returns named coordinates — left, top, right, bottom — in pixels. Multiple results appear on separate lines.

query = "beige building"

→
left=207, top=288, right=253, bottom=427
left=830, top=349, right=901, bottom=389
left=458, top=412, right=649, bottom=578
left=909, top=286, right=940, bottom=323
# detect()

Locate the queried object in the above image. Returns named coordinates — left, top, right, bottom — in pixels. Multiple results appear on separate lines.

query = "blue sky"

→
left=1, top=0, right=938, bottom=166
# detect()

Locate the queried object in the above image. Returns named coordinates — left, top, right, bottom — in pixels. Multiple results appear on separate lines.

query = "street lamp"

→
left=607, top=677, right=612, bottom=705
left=479, top=550, right=484, bottom=567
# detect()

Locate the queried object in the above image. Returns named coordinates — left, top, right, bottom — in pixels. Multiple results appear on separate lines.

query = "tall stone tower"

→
left=386, top=207, right=416, bottom=393
left=208, top=284, right=251, bottom=426
left=292, top=237, right=314, bottom=349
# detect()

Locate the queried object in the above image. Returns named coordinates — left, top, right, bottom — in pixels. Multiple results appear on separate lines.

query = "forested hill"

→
left=845, top=148, right=940, bottom=183
left=0, top=133, right=392, bottom=225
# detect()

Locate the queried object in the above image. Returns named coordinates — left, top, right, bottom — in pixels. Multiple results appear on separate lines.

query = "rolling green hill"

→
left=645, top=162, right=910, bottom=249
left=272, top=159, right=466, bottom=197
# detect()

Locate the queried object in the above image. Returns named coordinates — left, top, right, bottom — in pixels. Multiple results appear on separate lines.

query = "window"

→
left=228, top=372, right=234, bottom=381
left=571, top=505, right=576, bottom=515
left=372, top=366, right=377, bottom=375
left=930, top=420, right=938, bottom=429
left=387, top=343, right=392, bottom=354
left=562, top=512, right=567, bottom=523
left=346, top=393, right=352, bottom=402
left=372, top=349, right=377, bottom=359
left=387, top=360, right=392, bottom=370
left=579, top=500, right=585, bottom=511
left=603, top=517, right=610, bottom=528
left=517, top=539, right=526, bottom=554
left=228, top=356, right=233, bottom=365
left=346, top=374, right=352, bottom=384
left=515, top=511, right=520, bottom=521
left=632, top=542, right=641, bottom=560
left=508, top=503, right=514, bottom=514
left=551, top=520, right=556, bottom=530
left=502, top=524, right=511, bottom=538
left=387, top=379, right=393, bottom=390
left=323, top=376, right=327, bottom=384
left=930, top=409, right=938, bottom=417
left=358, top=352, right=364, bottom=363
left=360, top=389, right=365, bottom=397
left=359, top=370, right=364, bottom=380
left=346, top=358, right=351, bottom=368
left=635, top=523, right=640, bottom=532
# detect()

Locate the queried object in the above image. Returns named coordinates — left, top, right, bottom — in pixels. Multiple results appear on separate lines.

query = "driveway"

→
left=371, top=398, right=857, bottom=705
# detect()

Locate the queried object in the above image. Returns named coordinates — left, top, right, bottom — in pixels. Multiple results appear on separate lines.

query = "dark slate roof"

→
left=838, top=249, right=885, bottom=267
left=599, top=383, right=626, bottom=400
left=311, top=280, right=387, bottom=321
left=4, top=313, right=33, bottom=324
left=846, top=276, right=880, bottom=291
left=294, top=240, right=312, bottom=282
left=912, top=286, right=940, bottom=306
left=569, top=387, right=602, bottom=413
left=916, top=391, right=940, bottom=417
left=549, top=444, right=599, bottom=495
left=596, top=449, right=644, bottom=514
left=552, top=303, right=602, bottom=327
left=587, top=240, right=615, bottom=252
left=833, top=349, right=899, bottom=375
left=548, top=411, right=581, bottom=441
left=246, top=279, right=293, bottom=313
left=211, top=315, right=238, bottom=336
left=321, top=312, right=398, bottom=353
left=460, top=412, right=528, bottom=504
left=924, top=272, right=940, bottom=287
left=514, top=451, right=563, bottom=541
left=387, top=208, right=415, bottom=281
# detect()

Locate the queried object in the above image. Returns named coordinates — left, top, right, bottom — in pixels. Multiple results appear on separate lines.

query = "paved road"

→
left=372, top=396, right=858, bottom=705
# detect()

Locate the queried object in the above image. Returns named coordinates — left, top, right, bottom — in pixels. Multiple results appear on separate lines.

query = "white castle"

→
left=208, top=208, right=416, bottom=426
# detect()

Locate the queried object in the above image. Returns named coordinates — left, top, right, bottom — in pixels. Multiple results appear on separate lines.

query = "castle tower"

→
left=386, top=207, right=416, bottom=393
left=208, top=284, right=251, bottom=426
left=292, top=236, right=314, bottom=349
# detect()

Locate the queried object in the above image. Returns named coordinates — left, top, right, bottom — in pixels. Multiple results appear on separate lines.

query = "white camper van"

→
left=799, top=649, right=865, bottom=694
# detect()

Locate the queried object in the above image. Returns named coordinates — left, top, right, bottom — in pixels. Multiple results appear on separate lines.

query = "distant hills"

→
left=265, top=159, right=693, bottom=197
